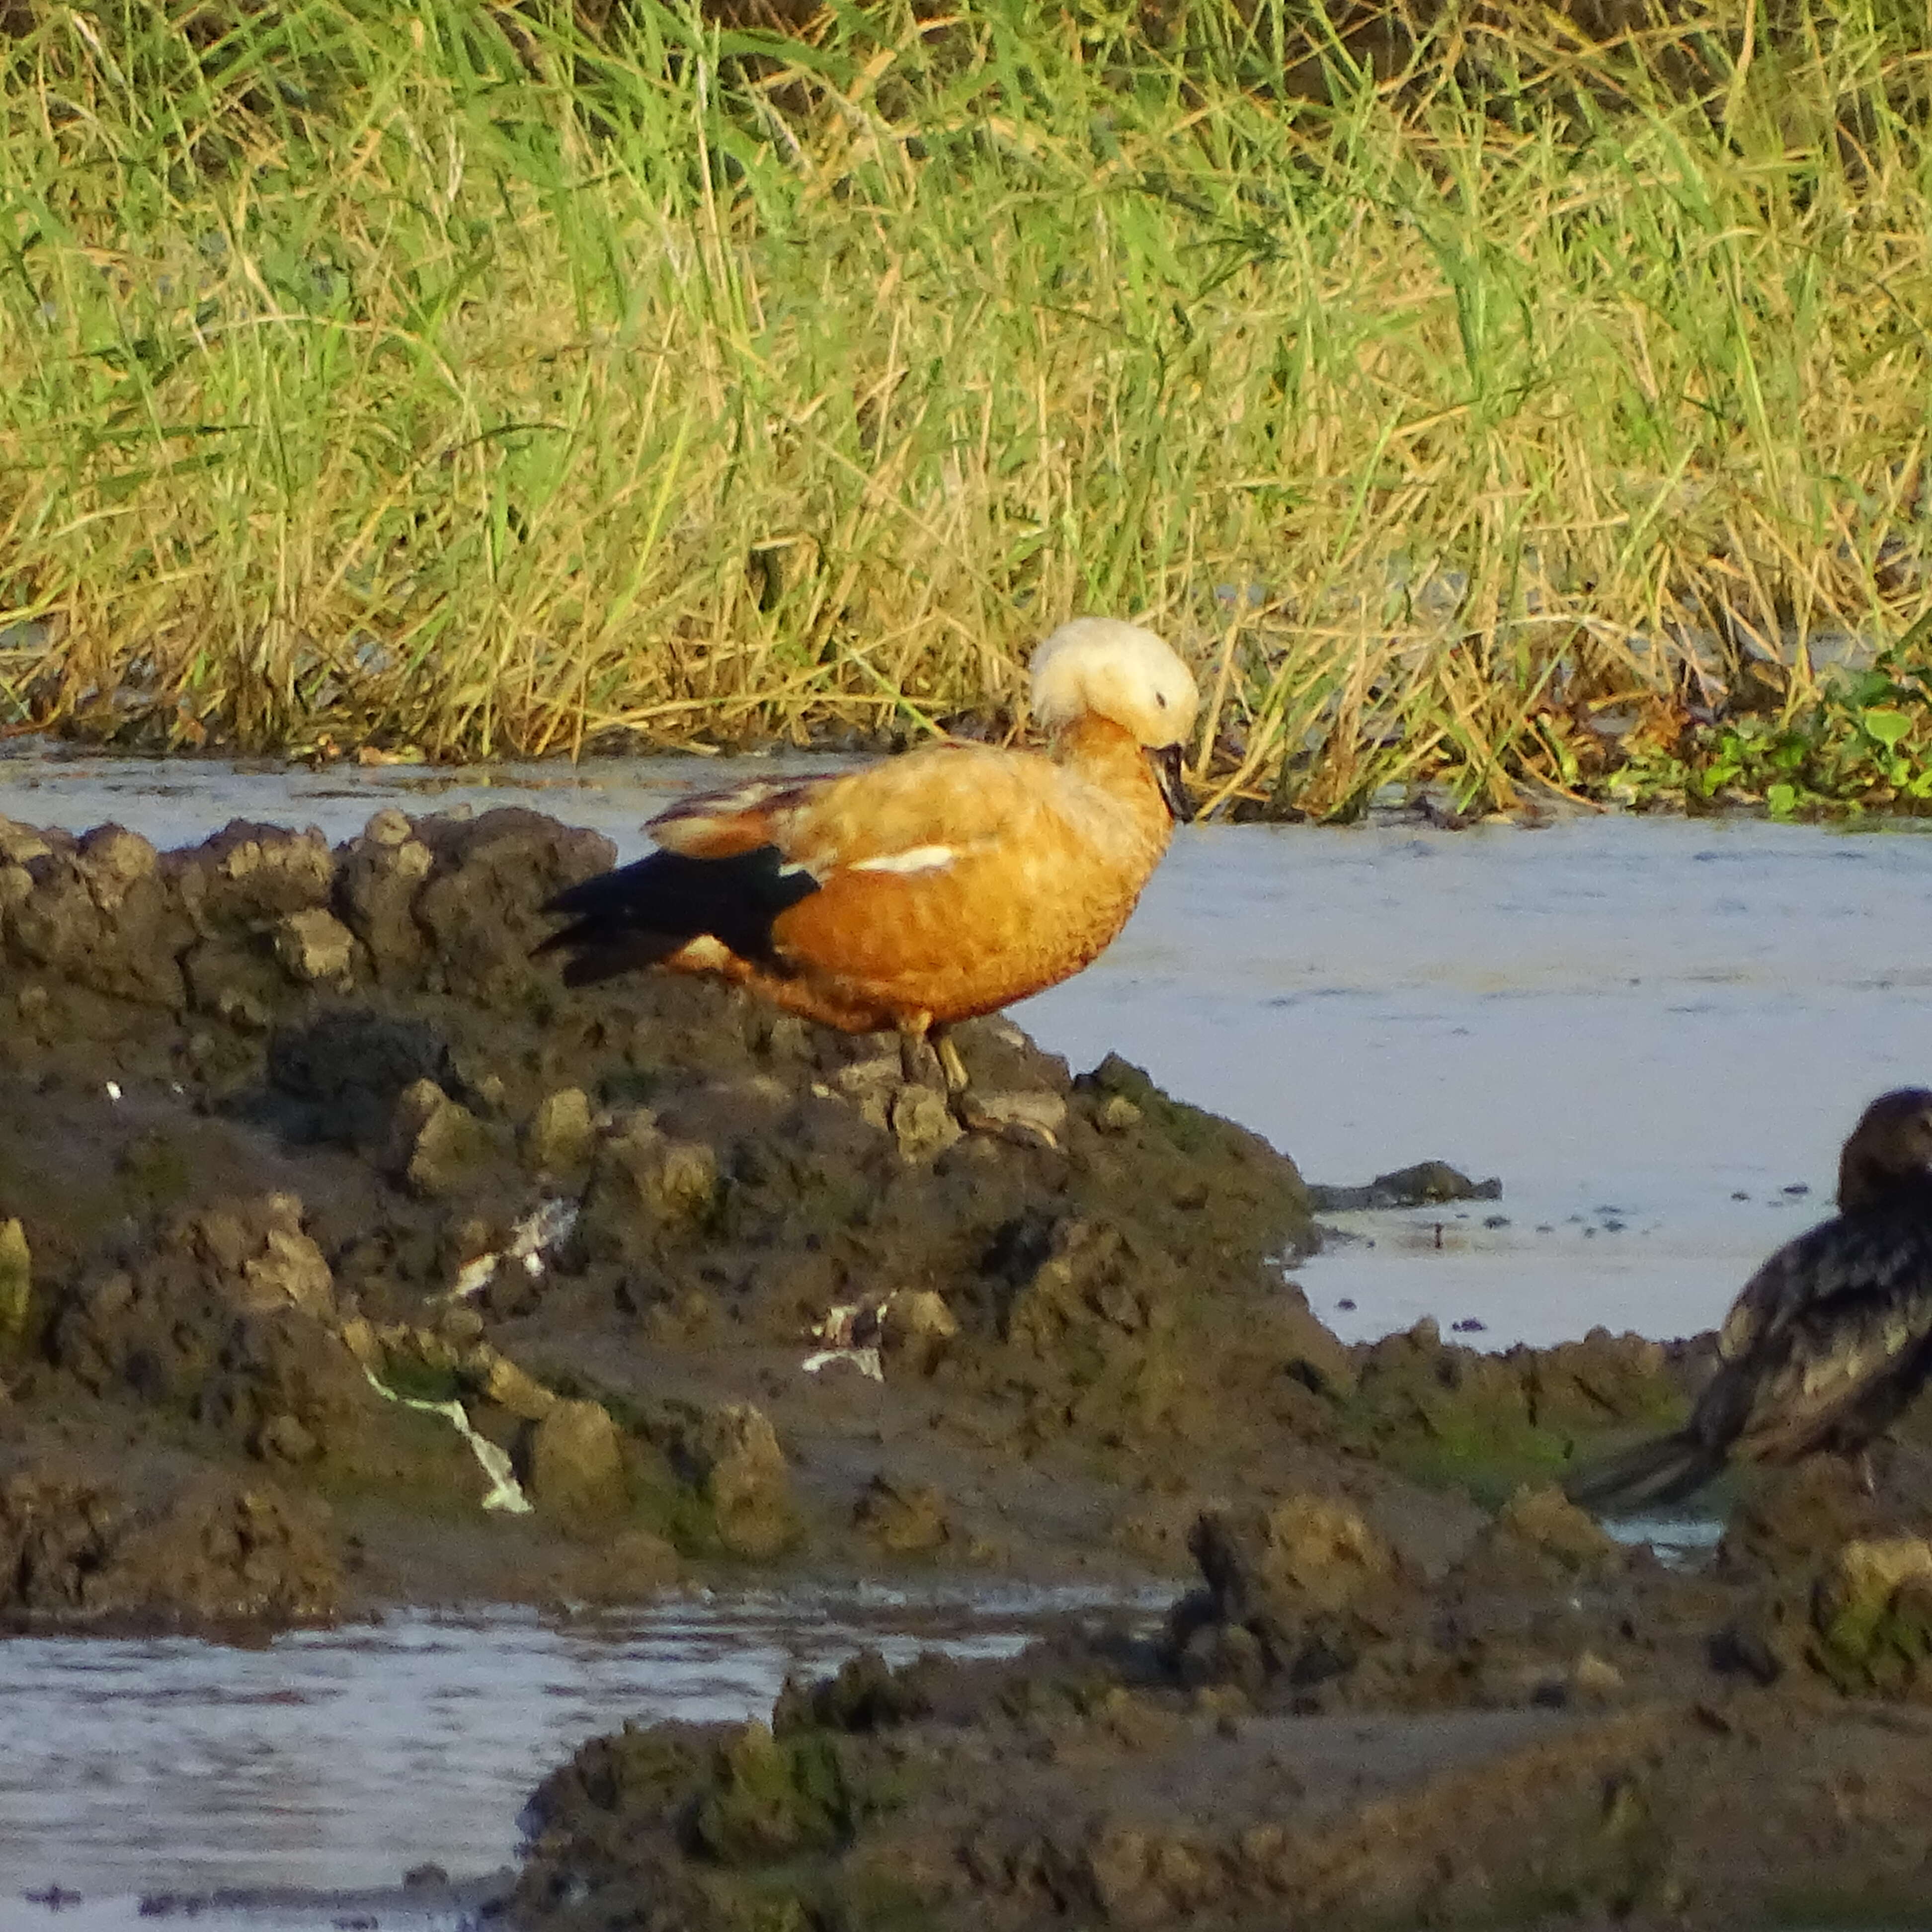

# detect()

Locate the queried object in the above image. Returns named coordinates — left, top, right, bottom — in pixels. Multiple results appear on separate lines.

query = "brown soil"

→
left=513, top=1471, right=1932, bottom=1931
left=12, top=805, right=1932, bottom=1927
left=0, top=803, right=1483, bottom=1625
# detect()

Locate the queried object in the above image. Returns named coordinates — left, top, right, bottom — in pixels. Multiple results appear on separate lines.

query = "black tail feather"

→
left=535, top=845, right=818, bottom=986
left=1563, top=1430, right=1725, bottom=1514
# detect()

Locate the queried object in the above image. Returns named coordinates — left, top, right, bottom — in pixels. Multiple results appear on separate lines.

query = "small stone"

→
left=524, top=1399, right=627, bottom=1518
left=336, top=1316, right=381, bottom=1368
left=524, top=1088, right=596, bottom=1176
left=581, top=1118, right=719, bottom=1251
left=855, top=1472, right=951, bottom=1553
left=75, top=824, right=159, bottom=907
left=363, top=807, right=415, bottom=847
left=833, top=1057, right=900, bottom=1131
left=469, top=1348, right=558, bottom=1422
left=968, top=1090, right=1068, bottom=1147
left=1573, top=1652, right=1623, bottom=1701
left=240, top=1223, right=336, bottom=1321
left=1813, top=1536, right=1932, bottom=1675
left=0, top=1218, right=30, bottom=1345
left=890, top=1084, right=963, bottom=1161
left=0, top=817, right=51, bottom=866
left=386, top=1080, right=491, bottom=1200
left=1475, top=1484, right=1624, bottom=1580
left=271, top=906, right=357, bottom=987
left=695, top=1403, right=797, bottom=1558
left=880, top=1289, right=959, bottom=1373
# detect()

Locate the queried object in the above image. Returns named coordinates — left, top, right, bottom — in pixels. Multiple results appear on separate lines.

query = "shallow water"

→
left=1023, top=809, right=1932, bottom=1348
left=8, top=742, right=1930, bottom=1348
left=3, top=1586, right=1157, bottom=1928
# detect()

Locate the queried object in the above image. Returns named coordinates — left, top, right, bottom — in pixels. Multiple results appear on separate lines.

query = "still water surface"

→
left=5, top=1587, right=1154, bottom=1926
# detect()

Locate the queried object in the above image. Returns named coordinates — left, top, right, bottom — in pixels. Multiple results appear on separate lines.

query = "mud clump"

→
left=1808, top=1536, right=1932, bottom=1694
left=0, top=801, right=1770, bottom=1641
left=1346, top=1317, right=1691, bottom=1497
left=0, top=804, right=1367, bottom=1624
left=50, top=1192, right=375, bottom=1465
left=0, top=1460, right=338, bottom=1629
left=511, top=1485, right=1932, bottom=1932
left=1170, top=1496, right=1416, bottom=1698
left=854, top=1472, right=953, bottom=1554
left=523, top=1398, right=628, bottom=1521
left=652, top=1401, right=800, bottom=1559
left=1307, top=1159, right=1502, bottom=1211
left=0, top=1214, right=30, bottom=1348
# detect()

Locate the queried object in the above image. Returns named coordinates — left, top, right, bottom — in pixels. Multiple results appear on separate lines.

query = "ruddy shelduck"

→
left=537, top=617, right=1199, bottom=1091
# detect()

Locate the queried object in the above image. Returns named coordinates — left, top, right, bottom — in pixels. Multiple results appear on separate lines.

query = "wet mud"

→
left=514, top=1459, right=1932, bottom=1931
left=0, top=803, right=1469, bottom=1625
left=11, top=805, right=1932, bottom=1925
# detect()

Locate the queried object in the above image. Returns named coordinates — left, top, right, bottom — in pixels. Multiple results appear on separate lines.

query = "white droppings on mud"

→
left=802, top=1344, right=884, bottom=1381
left=103, top=1080, right=121, bottom=1102
left=448, top=1252, right=499, bottom=1301
left=442, top=1198, right=582, bottom=1302
left=361, top=1367, right=532, bottom=1513
left=802, top=1294, right=892, bottom=1381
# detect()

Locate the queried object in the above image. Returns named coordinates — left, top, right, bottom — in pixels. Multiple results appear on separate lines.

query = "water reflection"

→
left=4, top=1587, right=1158, bottom=1925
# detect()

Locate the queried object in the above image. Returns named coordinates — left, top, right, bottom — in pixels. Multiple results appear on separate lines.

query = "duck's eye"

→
left=1156, top=692, right=1169, bottom=709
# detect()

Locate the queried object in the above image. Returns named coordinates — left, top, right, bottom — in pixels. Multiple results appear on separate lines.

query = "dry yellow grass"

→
left=3, top=0, right=1932, bottom=814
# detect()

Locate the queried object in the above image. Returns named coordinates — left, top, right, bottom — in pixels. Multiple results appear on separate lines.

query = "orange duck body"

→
left=538, top=619, right=1199, bottom=1068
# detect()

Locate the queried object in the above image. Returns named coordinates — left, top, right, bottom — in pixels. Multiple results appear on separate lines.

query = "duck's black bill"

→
left=1151, top=743, right=1194, bottom=823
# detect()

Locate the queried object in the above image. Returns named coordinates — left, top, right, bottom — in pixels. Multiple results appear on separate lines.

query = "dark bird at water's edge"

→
left=1566, top=1088, right=1932, bottom=1514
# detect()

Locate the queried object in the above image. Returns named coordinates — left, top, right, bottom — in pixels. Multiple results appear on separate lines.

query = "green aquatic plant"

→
left=1614, top=636, right=1932, bottom=816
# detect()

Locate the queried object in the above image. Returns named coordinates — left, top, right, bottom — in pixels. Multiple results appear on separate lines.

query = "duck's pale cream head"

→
left=1029, top=618, right=1199, bottom=751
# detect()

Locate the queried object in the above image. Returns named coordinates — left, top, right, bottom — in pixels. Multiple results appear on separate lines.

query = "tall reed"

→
left=3, top=0, right=1931, bottom=814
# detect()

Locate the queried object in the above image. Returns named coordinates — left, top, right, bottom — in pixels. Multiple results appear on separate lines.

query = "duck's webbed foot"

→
left=934, top=1029, right=970, bottom=1096
left=899, top=1019, right=973, bottom=1103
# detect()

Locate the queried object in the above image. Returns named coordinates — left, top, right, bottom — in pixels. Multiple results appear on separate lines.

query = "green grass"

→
left=6, top=0, right=1932, bottom=816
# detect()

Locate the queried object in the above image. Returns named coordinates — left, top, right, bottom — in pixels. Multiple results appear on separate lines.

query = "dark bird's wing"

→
left=1568, top=1197, right=1932, bottom=1512
left=533, top=774, right=834, bottom=986
left=535, top=846, right=819, bottom=985
left=1692, top=1202, right=1932, bottom=1464
left=1562, top=1430, right=1724, bottom=1513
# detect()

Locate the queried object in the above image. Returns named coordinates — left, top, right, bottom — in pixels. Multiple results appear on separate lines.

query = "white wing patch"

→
left=846, top=845, right=956, bottom=876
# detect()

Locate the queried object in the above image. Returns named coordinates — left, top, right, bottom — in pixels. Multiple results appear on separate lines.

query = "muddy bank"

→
left=0, top=805, right=1856, bottom=1632
left=512, top=1464, right=1932, bottom=1931
left=0, top=806, right=1475, bottom=1625
left=15, top=806, right=1932, bottom=1926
